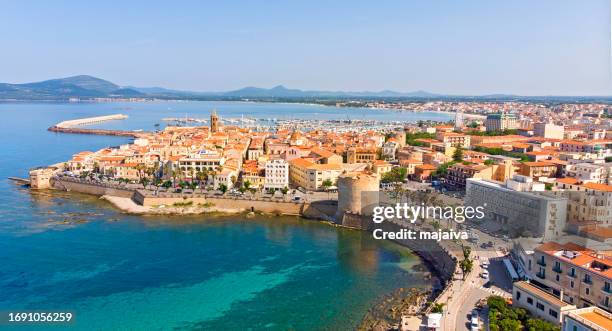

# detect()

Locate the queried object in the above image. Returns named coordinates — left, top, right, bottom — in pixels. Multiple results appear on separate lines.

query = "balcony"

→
left=552, top=266, right=562, bottom=273
left=583, top=278, right=593, bottom=285
left=567, top=272, right=577, bottom=278
left=537, top=259, right=547, bottom=267
left=536, top=271, right=546, bottom=279
left=602, top=286, right=612, bottom=294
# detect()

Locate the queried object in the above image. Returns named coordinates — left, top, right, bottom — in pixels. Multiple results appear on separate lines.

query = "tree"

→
left=322, top=178, right=333, bottom=199
left=381, top=167, right=407, bottom=183
left=430, top=303, right=444, bottom=313
left=281, top=186, right=289, bottom=195
left=219, top=183, right=228, bottom=194
left=243, top=180, right=251, bottom=190
left=452, top=146, right=464, bottom=162
left=460, top=258, right=473, bottom=279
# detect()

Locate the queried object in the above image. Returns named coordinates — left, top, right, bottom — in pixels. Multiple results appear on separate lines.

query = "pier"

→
left=48, top=114, right=144, bottom=137
left=55, top=114, right=128, bottom=128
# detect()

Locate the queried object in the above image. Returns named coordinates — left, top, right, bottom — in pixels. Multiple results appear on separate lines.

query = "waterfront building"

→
left=512, top=281, right=577, bottom=325
left=177, top=151, right=225, bottom=176
left=264, top=159, right=289, bottom=190
left=213, top=168, right=237, bottom=190
left=465, top=178, right=568, bottom=238
left=288, top=158, right=342, bottom=191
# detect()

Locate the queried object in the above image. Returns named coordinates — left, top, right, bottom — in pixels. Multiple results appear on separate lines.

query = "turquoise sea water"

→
left=0, top=102, right=444, bottom=330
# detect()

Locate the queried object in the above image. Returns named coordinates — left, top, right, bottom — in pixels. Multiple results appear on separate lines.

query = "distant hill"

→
left=0, top=75, right=145, bottom=100
left=223, top=85, right=440, bottom=98
left=1, top=75, right=609, bottom=102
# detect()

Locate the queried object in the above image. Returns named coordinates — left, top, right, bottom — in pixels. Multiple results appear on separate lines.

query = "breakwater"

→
left=48, top=126, right=142, bottom=137
left=48, top=114, right=143, bottom=136
left=55, top=114, right=128, bottom=128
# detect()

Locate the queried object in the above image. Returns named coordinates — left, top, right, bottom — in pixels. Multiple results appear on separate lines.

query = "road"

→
left=441, top=228, right=513, bottom=331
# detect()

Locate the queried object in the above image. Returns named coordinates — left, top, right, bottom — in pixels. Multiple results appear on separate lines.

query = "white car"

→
left=481, top=270, right=489, bottom=279
left=481, top=262, right=489, bottom=269
left=470, top=316, right=479, bottom=331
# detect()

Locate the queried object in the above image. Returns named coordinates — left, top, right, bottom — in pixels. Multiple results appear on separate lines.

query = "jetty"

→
left=48, top=114, right=144, bottom=137
left=55, top=114, right=128, bottom=128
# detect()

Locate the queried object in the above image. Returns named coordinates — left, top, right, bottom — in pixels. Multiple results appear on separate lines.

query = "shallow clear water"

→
left=0, top=102, right=439, bottom=330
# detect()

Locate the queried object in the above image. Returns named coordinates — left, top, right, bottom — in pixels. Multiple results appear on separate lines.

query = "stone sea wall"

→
left=51, top=178, right=336, bottom=219
left=52, top=178, right=135, bottom=198
left=377, top=220, right=458, bottom=282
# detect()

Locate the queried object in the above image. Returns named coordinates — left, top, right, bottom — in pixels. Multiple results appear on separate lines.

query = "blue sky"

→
left=0, top=0, right=610, bottom=95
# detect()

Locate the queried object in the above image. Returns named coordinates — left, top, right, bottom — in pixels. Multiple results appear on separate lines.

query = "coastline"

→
left=40, top=179, right=456, bottom=328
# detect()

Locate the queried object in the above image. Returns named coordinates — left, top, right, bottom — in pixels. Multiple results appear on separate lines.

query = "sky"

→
left=0, top=0, right=610, bottom=95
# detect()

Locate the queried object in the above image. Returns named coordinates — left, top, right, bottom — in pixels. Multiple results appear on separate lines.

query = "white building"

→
left=567, top=163, right=612, bottom=185
left=213, top=168, right=237, bottom=190
left=535, top=123, right=565, bottom=140
left=264, top=159, right=289, bottom=190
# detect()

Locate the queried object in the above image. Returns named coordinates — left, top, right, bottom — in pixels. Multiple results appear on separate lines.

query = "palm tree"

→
left=196, top=170, right=207, bottom=194
left=322, top=178, right=333, bottom=199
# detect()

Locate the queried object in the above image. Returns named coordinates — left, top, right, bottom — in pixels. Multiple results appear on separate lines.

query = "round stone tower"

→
left=335, top=172, right=380, bottom=225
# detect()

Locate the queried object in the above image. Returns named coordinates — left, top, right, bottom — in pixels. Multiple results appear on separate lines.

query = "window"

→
left=556, top=274, right=560, bottom=282
left=516, top=291, right=521, bottom=300
left=586, top=288, right=590, bottom=295
left=527, top=297, right=534, bottom=305
left=549, top=309, right=558, bottom=318
left=570, top=280, right=574, bottom=288
left=536, top=302, right=545, bottom=311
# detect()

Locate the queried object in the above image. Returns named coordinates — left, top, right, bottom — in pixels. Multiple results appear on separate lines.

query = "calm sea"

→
left=0, top=101, right=444, bottom=330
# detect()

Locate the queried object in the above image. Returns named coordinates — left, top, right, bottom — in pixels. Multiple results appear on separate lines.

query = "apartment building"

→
left=264, top=159, right=289, bottom=190
left=446, top=159, right=515, bottom=190
left=529, top=242, right=612, bottom=313
left=485, top=112, right=519, bottom=132
left=520, top=161, right=559, bottom=179
left=176, top=151, right=225, bottom=175
left=567, top=163, right=612, bottom=185
left=434, top=131, right=471, bottom=148
left=288, top=158, right=342, bottom=191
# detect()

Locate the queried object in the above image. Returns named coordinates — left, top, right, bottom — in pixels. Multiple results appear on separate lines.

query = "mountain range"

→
left=0, top=75, right=442, bottom=100
left=0, top=75, right=608, bottom=101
